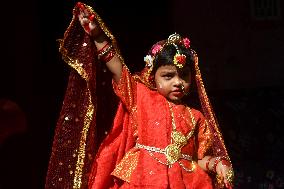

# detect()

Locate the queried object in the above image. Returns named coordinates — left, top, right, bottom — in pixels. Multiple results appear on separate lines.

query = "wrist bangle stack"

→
left=213, top=156, right=230, bottom=172
left=97, top=43, right=116, bottom=62
left=97, top=43, right=109, bottom=55
left=220, top=159, right=231, bottom=167
left=206, top=157, right=213, bottom=171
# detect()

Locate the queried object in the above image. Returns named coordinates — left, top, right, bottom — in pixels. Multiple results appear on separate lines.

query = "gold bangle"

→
left=225, top=169, right=234, bottom=184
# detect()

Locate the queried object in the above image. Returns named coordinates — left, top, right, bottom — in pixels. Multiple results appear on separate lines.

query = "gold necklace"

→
left=164, top=101, right=197, bottom=165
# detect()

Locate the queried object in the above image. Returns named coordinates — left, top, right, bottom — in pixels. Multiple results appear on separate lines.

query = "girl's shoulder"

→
left=186, top=106, right=205, bottom=121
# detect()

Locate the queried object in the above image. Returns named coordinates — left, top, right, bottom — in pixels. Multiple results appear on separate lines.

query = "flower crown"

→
left=144, top=33, right=191, bottom=69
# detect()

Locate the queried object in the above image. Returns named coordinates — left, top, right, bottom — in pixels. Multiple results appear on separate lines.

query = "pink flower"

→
left=152, top=44, right=162, bottom=55
left=183, top=38, right=190, bottom=48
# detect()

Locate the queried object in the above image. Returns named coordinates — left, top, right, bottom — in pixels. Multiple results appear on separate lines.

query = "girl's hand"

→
left=76, top=2, right=102, bottom=38
left=215, top=161, right=234, bottom=189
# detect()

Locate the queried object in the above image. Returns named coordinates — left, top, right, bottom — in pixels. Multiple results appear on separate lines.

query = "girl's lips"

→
left=171, top=91, right=183, bottom=97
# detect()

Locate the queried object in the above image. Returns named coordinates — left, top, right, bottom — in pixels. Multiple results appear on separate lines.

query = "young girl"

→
left=46, top=2, right=234, bottom=189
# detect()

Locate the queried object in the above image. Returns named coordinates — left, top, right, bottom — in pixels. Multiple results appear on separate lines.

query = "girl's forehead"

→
left=157, top=65, right=177, bottom=72
left=156, top=65, right=191, bottom=74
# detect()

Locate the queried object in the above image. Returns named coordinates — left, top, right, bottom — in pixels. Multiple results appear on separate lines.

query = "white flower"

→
left=144, top=55, right=153, bottom=67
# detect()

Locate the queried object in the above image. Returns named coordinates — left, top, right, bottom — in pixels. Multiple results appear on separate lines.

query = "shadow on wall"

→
left=212, top=87, right=284, bottom=189
left=0, top=99, right=37, bottom=189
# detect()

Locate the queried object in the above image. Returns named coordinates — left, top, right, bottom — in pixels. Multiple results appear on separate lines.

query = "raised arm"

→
left=78, top=3, right=122, bottom=83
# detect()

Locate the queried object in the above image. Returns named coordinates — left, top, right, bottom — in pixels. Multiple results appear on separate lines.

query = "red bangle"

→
left=213, top=157, right=223, bottom=172
left=101, top=48, right=115, bottom=62
left=97, top=42, right=116, bottom=62
left=220, top=159, right=231, bottom=167
left=213, top=156, right=230, bottom=172
left=206, top=157, right=213, bottom=171
left=97, top=43, right=110, bottom=55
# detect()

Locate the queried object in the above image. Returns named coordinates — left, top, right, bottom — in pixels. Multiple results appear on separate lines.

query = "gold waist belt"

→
left=135, top=143, right=195, bottom=172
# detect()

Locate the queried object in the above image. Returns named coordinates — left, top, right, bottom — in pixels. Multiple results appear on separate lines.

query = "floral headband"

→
left=144, top=33, right=191, bottom=69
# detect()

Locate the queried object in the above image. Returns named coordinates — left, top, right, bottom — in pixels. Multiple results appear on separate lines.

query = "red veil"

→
left=45, top=2, right=233, bottom=189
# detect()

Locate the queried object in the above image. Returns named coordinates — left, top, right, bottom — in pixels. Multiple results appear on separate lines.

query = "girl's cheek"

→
left=158, top=82, right=163, bottom=89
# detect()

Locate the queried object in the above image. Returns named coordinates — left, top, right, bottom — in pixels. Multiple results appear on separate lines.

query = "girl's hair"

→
left=152, top=44, right=195, bottom=75
left=151, top=43, right=199, bottom=107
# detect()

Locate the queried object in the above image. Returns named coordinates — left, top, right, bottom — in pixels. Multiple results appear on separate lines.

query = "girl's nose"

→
left=173, top=78, right=183, bottom=87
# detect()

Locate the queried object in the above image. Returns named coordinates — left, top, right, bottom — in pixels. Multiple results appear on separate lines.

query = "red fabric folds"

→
left=46, top=2, right=233, bottom=189
left=88, top=67, right=214, bottom=188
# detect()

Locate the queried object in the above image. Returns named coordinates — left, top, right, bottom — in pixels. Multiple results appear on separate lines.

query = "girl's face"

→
left=154, top=65, right=191, bottom=102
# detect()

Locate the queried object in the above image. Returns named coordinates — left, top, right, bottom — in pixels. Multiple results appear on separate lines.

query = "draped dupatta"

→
left=45, top=2, right=233, bottom=189
left=45, top=3, right=128, bottom=188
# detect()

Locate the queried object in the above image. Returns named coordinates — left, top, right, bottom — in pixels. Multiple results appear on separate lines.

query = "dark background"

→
left=0, top=0, right=284, bottom=188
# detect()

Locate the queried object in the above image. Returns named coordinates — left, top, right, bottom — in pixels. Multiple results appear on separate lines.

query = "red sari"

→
left=88, top=66, right=214, bottom=189
left=45, top=3, right=232, bottom=189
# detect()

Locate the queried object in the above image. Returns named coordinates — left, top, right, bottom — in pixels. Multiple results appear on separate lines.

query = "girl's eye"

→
left=163, top=74, right=173, bottom=80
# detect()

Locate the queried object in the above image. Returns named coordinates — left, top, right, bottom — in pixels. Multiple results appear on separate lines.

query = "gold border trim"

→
left=73, top=89, right=94, bottom=189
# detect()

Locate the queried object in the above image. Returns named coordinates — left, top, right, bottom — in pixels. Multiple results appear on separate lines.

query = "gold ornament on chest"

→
left=165, top=102, right=197, bottom=165
left=165, top=131, right=187, bottom=164
left=172, top=130, right=187, bottom=145
left=135, top=102, right=197, bottom=172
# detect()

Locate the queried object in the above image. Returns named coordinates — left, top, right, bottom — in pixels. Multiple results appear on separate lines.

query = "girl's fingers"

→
left=77, top=2, right=84, bottom=10
left=88, top=15, right=96, bottom=33
left=82, top=17, right=89, bottom=24
left=225, top=180, right=233, bottom=189
left=78, top=13, right=90, bottom=33
left=79, top=10, right=89, bottom=20
left=89, top=14, right=95, bottom=22
left=76, top=5, right=97, bottom=35
left=224, top=181, right=231, bottom=188
left=83, top=9, right=89, bottom=17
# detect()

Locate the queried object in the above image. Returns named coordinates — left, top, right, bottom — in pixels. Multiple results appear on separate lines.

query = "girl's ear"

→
left=148, top=75, right=157, bottom=89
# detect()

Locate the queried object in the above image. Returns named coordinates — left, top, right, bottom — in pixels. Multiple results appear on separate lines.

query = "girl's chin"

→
left=167, top=96, right=184, bottom=103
